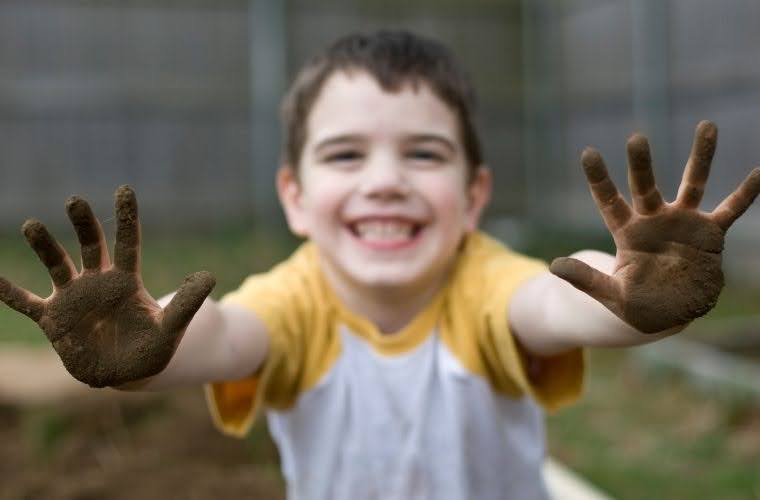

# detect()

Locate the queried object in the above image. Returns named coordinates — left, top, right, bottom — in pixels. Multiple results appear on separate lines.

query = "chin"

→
left=346, top=263, right=438, bottom=293
left=353, top=270, right=418, bottom=288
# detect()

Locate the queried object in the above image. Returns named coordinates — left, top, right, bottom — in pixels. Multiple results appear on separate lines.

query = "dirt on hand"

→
left=0, top=186, right=216, bottom=388
left=551, top=121, right=760, bottom=333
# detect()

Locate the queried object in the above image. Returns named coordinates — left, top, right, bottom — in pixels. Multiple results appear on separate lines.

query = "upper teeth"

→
left=354, top=221, right=414, bottom=240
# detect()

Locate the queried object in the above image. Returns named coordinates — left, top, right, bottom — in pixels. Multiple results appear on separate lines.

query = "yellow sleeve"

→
left=204, top=243, right=340, bottom=437
left=442, top=232, right=584, bottom=413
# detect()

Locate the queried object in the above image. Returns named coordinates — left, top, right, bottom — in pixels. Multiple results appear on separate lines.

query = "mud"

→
left=3, top=187, right=216, bottom=388
left=66, top=195, right=106, bottom=270
left=113, top=185, right=140, bottom=272
left=626, top=134, right=663, bottom=214
left=22, top=219, right=74, bottom=287
left=713, top=167, right=760, bottom=230
left=42, top=270, right=215, bottom=389
left=678, top=120, right=717, bottom=209
left=552, top=121, right=757, bottom=334
left=0, top=276, right=44, bottom=322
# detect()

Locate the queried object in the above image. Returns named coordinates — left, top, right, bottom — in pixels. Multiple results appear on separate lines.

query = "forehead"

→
left=305, top=70, right=460, bottom=147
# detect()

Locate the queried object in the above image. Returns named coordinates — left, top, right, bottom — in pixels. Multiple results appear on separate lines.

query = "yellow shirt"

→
left=205, top=231, right=583, bottom=500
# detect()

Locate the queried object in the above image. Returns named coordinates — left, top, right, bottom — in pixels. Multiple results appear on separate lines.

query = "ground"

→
left=0, top=387, right=285, bottom=500
left=2, top=349, right=759, bottom=500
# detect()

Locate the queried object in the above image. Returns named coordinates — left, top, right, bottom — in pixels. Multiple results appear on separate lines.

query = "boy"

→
left=1, top=30, right=759, bottom=499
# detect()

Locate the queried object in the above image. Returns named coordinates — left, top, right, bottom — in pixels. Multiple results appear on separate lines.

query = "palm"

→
left=0, top=186, right=215, bottom=387
left=551, top=121, right=760, bottom=333
left=44, top=270, right=165, bottom=387
left=611, top=209, right=724, bottom=332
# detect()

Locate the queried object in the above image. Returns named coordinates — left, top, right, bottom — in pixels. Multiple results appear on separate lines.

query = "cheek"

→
left=301, top=174, right=351, bottom=227
left=420, top=174, right=470, bottom=219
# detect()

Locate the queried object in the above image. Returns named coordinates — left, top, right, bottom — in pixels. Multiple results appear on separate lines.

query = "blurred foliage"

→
left=516, top=223, right=616, bottom=261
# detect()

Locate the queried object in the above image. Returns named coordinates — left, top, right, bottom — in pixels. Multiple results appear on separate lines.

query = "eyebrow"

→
left=313, top=133, right=457, bottom=154
left=405, top=134, right=457, bottom=154
left=313, top=134, right=365, bottom=153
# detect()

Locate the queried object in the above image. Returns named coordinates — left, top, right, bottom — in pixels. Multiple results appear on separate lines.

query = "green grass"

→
left=547, top=351, right=760, bottom=500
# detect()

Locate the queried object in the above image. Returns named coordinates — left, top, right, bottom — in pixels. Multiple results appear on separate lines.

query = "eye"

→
left=325, top=150, right=362, bottom=163
left=408, top=149, right=445, bottom=163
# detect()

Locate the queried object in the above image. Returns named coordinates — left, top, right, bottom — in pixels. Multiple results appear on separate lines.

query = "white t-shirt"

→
left=206, top=232, right=584, bottom=500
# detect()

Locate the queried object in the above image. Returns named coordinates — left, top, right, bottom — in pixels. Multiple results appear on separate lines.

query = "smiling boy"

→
left=2, top=30, right=760, bottom=500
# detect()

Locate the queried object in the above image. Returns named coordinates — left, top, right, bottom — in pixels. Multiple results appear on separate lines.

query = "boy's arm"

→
left=510, top=121, right=760, bottom=357
left=509, top=251, right=679, bottom=356
left=120, top=297, right=269, bottom=390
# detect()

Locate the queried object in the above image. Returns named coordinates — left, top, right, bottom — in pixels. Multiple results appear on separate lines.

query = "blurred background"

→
left=0, top=1, right=759, bottom=499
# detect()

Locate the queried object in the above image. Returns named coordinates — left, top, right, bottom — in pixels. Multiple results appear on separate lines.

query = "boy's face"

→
left=279, top=70, right=491, bottom=297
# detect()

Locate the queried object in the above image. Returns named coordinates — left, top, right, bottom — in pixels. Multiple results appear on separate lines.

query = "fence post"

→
left=249, top=0, right=288, bottom=224
left=631, top=0, right=673, bottom=194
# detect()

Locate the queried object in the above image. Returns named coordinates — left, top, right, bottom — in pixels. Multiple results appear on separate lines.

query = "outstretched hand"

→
left=550, top=121, right=760, bottom=333
left=0, top=186, right=216, bottom=387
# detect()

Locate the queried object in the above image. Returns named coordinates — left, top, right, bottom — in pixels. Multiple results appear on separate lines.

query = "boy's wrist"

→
left=113, top=375, right=155, bottom=392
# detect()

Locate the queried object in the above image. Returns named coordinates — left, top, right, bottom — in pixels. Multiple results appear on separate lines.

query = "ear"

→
left=277, top=165, right=309, bottom=237
left=464, top=166, right=492, bottom=232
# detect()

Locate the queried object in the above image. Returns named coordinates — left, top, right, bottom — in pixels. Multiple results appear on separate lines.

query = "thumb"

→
left=550, top=256, right=620, bottom=308
left=161, top=271, right=216, bottom=336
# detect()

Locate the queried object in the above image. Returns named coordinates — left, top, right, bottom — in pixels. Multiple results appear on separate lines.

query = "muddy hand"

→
left=0, top=186, right=216, bottom=387
left=550, top=121, right=760, bottom=333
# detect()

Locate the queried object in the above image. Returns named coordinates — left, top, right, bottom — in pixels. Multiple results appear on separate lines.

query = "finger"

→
left=676, top=120, right=717, bottom=208
left=66, top=196, right=109, bottom=271
left=22, top=220, right=76, bottom=287
left=582, top=148, right=633, bottom=231
left=711, top=167, right=760, bottom=231
left=550, top=257, right=621, bottom=309
left=0, top=277, right=44, bottom=322
left=161, top=271, right=216, bottom=336
left=626, top=133, right=664, bottom=213
left=113, top=185, right=141, bottom=272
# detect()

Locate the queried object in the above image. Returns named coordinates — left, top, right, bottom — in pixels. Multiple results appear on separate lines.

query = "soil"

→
left=0, top=387, right=285, bottom=500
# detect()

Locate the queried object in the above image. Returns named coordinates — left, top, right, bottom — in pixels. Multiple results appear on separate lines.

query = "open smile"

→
left=346, top=218, right=426, bottom=250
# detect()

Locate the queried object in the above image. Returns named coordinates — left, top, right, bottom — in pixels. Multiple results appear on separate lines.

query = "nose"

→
left=357, top=151, right=411, bottom=200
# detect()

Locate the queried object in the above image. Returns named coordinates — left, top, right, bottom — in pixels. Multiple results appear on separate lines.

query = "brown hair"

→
left=280, top=30, right=483, bottom=181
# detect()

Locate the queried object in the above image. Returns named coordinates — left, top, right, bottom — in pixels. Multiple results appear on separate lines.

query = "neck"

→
left=320, top=260, right=452, bottom=335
